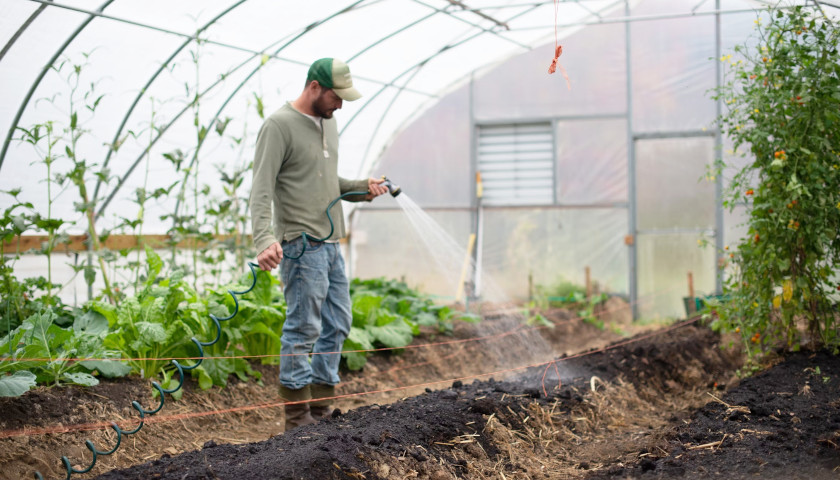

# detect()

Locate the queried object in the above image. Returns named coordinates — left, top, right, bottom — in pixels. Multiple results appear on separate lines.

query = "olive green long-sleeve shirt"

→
left=250, top=103, right=369, bottom=255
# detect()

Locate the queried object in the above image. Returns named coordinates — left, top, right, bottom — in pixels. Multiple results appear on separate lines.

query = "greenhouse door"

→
left=634, top=134, right=717, bottom=319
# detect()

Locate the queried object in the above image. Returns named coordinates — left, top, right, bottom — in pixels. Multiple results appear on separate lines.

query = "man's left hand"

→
left=366, top=177, right=388, bottom=200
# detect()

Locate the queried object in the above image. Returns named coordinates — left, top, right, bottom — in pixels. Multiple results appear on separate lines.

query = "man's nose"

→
left=336, top=99, right=343, bottom=110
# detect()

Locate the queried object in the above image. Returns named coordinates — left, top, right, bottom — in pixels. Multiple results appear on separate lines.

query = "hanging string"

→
left=548, top=0, right=571, bottom=89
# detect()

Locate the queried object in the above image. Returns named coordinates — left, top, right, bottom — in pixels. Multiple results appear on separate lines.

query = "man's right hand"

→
left=257, top=242, right=283, bottom=271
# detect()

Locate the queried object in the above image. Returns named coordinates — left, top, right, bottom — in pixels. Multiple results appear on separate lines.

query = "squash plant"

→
left=712, top=5, right=840, bottom=354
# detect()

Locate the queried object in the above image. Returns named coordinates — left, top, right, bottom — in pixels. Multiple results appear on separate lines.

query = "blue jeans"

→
left=278, top=237, right=352, bottom=390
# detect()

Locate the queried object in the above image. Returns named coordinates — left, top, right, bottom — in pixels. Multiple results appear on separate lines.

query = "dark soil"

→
left=0, top=378, right=149, bottom=432
left=584, top=349, right=840, bottom=479
left=92, top=323, right=747, bottom=480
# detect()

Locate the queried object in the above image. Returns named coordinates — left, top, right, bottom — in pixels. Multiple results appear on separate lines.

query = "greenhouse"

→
left=1, top=0, right=839, bottom=479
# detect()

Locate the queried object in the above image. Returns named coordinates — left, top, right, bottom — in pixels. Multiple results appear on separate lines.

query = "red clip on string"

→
left=548, top=0, right=571, bottom=89
left=548, top=45, right=563, bottom=74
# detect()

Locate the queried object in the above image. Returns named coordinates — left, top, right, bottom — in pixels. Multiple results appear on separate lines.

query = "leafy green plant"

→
left=222, top=268, right=284, bottom=364
left=533, top=278, right=609, bottom=329
left=577, top=293, right=609, bottom=329
left=92, top=247, right=206, bottom=381
left=711, top=5, right=840, bottom=355
left=521, top=300, right=554, bottom=328
left=16, top=121, right=67, bottom=298
left=0, top=309, right=130, bottom=396
left=343, top=290, right=419, bottom=371
left=0, top=190, right=69, bottom=337
left=533, top=279, right=588, bottom=307
left=342, top=278, right=479, bottom=370
left=88, top=248, right=270, bottom=392
left=202, top=149, right=254, bottom=287
left=194, top=268, right=285, bottom=388
left=107, top=96, right=179, bottom=297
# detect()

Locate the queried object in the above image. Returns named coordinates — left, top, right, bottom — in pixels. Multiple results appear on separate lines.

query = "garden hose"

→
left=284, top=177, right=400, bottom=260
left=34, top=262, right=262, bottom=480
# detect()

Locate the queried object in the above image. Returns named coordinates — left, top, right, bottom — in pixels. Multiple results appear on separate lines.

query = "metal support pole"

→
left=474, top=180, right=484, bottom=299
left=624, top=0, right=638, bottom=320
left=714, top=0, right=725, bottom=295
left=468, top=72, right=481, bottom=301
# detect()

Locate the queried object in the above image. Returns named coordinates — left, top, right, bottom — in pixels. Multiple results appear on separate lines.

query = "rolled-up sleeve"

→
left=338, top=177, right=371, bottom=202
left=250, top=119, right=285, bottom=254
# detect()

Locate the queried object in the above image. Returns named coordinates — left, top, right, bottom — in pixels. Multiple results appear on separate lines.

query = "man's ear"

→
left=307, top=80, right=322, bottom=93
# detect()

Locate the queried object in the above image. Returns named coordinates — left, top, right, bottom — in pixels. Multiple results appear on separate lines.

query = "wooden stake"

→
left=455, top=233, right=476, bottom=303
left=688, top=272, right=695, bottom=298
left=528, top=271, right=533, bottom=302
left=585, top=266, right=592, bottom=298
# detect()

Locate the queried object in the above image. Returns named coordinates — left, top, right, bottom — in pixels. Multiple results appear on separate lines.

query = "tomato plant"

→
left=712, top=6, right=840, bottom=355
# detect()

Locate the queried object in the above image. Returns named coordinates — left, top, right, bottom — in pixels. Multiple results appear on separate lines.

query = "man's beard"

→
left=312, top=91, right=335, bottom=119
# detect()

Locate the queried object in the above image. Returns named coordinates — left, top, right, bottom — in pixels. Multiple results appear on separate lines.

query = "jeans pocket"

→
left=306, top=238, right=324, bottom=251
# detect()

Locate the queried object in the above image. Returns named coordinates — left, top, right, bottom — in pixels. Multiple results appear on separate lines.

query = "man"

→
left=250, top=58, right=388, bottom=432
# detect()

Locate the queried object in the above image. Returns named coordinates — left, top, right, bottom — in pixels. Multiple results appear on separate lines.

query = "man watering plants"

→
left=249, top=58, right=389, bottom=432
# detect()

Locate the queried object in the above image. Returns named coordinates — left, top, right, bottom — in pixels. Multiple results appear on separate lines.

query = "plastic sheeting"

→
left=479, top=207, right=629, bottom=300
left=349, top=206, right=628, bottom=302
left=556, top=118, right=627, bottom=205
left=636, top=233, right=717, bottom=318
left=471, top=19, right=627, bottom=120
left=367, top=86, right=473, bottom=208
left=630, top=3, right=718, bottom=132
left=636, top=137, right=717, bottom=230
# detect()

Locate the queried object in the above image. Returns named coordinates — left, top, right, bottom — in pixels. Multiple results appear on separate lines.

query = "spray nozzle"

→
left=380, top=176, right=401, bottom=197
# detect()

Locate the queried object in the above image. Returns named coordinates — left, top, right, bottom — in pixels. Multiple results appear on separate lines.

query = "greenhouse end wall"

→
left=352, top=0, right=761, bottom=319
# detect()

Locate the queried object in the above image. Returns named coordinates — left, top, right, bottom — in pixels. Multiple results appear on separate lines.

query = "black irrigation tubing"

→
left=33, top=261, right=261, bottom=480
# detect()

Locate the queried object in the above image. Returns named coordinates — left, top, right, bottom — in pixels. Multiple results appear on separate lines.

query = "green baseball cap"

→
left=306, top=58, right=362, bottom=101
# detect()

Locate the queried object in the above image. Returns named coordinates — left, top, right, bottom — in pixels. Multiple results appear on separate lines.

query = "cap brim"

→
left=333, top=86, right=362, bottom=101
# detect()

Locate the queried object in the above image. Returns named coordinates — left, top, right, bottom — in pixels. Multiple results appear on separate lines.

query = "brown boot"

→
left=279, top=385, right=317, bottom=432
left=310, top=383, right=336, bottom=420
